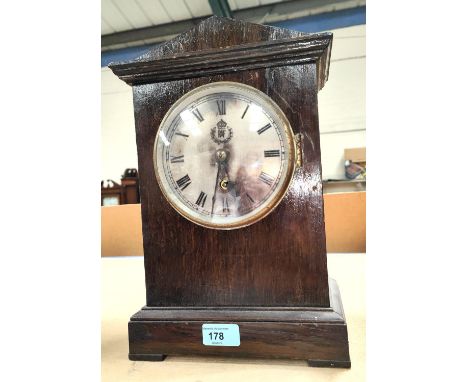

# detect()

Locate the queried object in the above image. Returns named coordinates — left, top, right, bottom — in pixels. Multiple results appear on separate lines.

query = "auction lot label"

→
left=202, top=324, right=240, bottom=346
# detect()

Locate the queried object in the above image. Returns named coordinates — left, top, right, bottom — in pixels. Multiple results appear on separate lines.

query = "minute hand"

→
left=211, top=162, right=222, bottom=216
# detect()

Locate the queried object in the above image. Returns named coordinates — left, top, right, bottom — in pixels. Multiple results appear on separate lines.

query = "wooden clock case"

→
left=110, top=16, right=351, bottom=368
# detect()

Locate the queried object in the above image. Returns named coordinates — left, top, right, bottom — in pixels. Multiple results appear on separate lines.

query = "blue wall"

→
left=101, top=6, right=365, bottom=67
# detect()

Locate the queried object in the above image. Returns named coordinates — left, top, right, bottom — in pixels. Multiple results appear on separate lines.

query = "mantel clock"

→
left=110, top=16, right=351, bottom=368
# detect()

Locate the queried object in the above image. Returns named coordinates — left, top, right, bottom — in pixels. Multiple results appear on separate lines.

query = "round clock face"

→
left=154, top=82, right=295, bottom=229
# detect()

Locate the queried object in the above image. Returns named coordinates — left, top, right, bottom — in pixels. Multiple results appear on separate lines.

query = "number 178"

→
left=209, top=332, right=224, bottom=340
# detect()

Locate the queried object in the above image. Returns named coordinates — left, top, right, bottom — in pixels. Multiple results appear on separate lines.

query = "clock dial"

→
left=154, top=82, right=295, bottom=229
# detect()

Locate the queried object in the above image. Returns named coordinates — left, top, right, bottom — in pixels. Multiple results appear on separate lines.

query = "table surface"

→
left=102, top=253, right=365, bottom=382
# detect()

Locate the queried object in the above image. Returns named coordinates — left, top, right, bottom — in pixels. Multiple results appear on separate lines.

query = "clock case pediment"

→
left=109, top=15, right=332, bottom=89
left=110, top=16, right=350, bottom=367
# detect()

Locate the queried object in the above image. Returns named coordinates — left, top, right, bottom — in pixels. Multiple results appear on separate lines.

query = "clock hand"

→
left=217, top=150, right=240, bottom=216
left=211, top=148, right=230, bottom=216
left=211, top=161, right=221, bottom=216
left=222, top=147, right=238, bottom=197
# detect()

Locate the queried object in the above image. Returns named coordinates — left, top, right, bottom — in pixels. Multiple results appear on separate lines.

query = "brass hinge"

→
left=294, top=133, right=304, bottom=169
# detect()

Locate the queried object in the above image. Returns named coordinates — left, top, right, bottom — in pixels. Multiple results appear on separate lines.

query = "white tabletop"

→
left=102, top=253, right=365, bottom=382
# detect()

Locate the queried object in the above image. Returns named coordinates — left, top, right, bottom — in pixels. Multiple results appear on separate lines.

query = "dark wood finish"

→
left=128, top=279, right=350, bottom=367
left=101, top=179, right=121, bottom=206
left=307, top=360, right=351, bottom=368
left=114, top=17, right=330, bottom=308
left=134, top=67, right=328, bottom=308
left=110, top=16, right=350, bottom=367
left=121, top=168, right=140, bottom=204
left=110, top=33, right=332, bottom=89
left=129, top=354, right=166, bottom=362
left=101, top=171, right=140, bottom=206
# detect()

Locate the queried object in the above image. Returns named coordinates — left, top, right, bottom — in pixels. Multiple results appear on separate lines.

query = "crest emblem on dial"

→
left=210, top=119, right=233, bottom=144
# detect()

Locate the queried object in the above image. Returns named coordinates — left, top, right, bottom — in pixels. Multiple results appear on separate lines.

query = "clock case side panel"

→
left=133, top=64, right=329, bottom=308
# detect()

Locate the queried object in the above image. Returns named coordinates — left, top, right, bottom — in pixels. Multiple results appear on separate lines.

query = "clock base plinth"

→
left=128, top=279, right=350, bottom=368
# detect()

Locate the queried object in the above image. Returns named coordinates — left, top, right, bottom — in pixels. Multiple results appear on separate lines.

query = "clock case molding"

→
left=110, top=16, right=350, bottom=368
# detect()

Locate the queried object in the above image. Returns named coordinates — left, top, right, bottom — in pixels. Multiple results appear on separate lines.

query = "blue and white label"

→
left=202, top=323, right=240, bottom=346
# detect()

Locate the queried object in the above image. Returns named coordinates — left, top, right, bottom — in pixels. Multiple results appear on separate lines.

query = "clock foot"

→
left=307, top=359, right=351, bottom=368
left=129, top=353, right=166, bottom=362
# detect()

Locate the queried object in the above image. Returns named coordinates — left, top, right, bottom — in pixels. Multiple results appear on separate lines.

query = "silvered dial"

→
left=154, top=82, right=295, bottom=229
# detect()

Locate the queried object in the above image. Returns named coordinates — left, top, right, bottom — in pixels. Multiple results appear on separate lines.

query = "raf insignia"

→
left=210, top=119, right=233, bottom=144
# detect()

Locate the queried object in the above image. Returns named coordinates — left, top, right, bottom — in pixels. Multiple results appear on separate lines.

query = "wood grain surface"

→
left=110, top=16, right=349, bottom=366
left=110, top=33, right=332, bottom=88
left=128, top=279, right=350, bottom=367
left=110, top=16, right=332, bottom=308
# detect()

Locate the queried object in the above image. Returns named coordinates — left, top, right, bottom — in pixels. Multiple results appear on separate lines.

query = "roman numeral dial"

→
left=154, top=82, right=294, bottom=229
left=241, top=104, right=249, bottom=119
left=176, top=174, right=191, bottom=191
left=264, top=150, right=280, bottom=157
left=170, top=155, right=184, bottom=163
left=216, top=100, right=226, bottom=115
left=257, top=123, right=272, bottom=135
left=259, top=171, right=275, bottom=186
left=192, top=108, right=204, bottom=122
left=195, top=191, right=207, bottom=208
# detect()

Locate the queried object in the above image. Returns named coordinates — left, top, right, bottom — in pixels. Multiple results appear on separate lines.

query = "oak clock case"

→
left=154, top=82, right=296, bottom=230
left=110, top=16, right=351, bottom=368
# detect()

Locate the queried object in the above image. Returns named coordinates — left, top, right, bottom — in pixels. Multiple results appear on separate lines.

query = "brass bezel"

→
left=153, top=81, right=296, bottom=230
